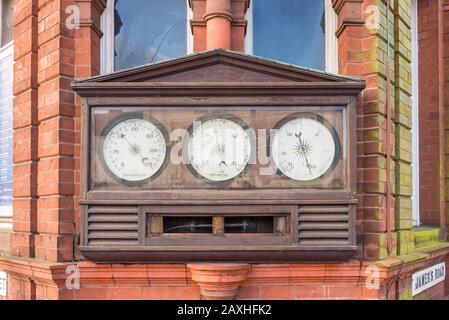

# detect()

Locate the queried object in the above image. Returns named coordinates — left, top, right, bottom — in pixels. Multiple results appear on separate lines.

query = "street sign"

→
left=412, top=262, right=446, bottom=296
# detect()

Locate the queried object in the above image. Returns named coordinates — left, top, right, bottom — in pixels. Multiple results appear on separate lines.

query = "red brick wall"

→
left=418, top=0, right=444, bottom=226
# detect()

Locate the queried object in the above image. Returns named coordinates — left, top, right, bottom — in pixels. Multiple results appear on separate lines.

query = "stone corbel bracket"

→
left=187, top=263, right=250, bottom=300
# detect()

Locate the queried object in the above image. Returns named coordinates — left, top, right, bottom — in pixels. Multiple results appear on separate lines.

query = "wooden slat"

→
left=87, top=222, right=138, bottom=231
left=88, top=231, right=138, bottom=239
left=298, top=239, right=349, bottom=245
left=298, top=222, right=348, bottom=230
left=298, top=231, right=349, bottom=239
left=88, top=239, right=139, bottom=246
left=88, top=206, right=138, bottom=214
left=299, top=214, right=348, bottom=222
left=298, top=205, right=349, bottom=213
left=88, top=213, right=139, bottom=222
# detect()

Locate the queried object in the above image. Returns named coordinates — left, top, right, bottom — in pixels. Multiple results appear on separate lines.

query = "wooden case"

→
left=72, top=50, right=365, bottom=262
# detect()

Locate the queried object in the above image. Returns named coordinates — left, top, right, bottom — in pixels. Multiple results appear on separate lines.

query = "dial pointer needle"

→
left=304, top=153, right=313, bottom=175
left=121, top=134, right=150, bottom=168
left=295, top=132, right=313, bottom=175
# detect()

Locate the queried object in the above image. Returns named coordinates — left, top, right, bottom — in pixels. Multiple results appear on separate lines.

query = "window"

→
left=245, top=0, right=338, bottom=73
left=101, top=0, right=193, bottom=73
left=411, top=0, right=420, bottom=226
left=0, top=0, right=12, bottom=47
left=0, top=0, right=13, bottom=230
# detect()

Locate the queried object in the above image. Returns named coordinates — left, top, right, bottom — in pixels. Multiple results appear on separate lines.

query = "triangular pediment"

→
left=74, top=49, right=362, bottom=84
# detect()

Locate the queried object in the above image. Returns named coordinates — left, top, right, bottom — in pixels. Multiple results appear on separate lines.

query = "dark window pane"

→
left=114, top=0, right=187, bottom=71
left=224, top=217, right=274, bottom=234
left=1, top=0, right=13, bottom=47
left=163, top=217, right=213, bottom=233
left=252, top=0, right=325, bottom=69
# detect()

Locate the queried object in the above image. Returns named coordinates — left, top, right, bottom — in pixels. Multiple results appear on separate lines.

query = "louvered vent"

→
left=298, top=205, right=350, bottom=245
left=87, top=206, right=139, bottom=246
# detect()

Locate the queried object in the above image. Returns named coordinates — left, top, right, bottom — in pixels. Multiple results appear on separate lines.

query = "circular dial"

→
left=186, top=117, right=252, bottom=182
left=102, top=118, right=167, bottom=182
left=271, top=114, right=339, bottom=181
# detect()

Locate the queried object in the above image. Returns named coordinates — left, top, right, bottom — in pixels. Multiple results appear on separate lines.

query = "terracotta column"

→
left=189, top=0, right=249, bottom=52
left=204, top=0, right=232, bottom=49
left=187, top=263, right=250, bottom=300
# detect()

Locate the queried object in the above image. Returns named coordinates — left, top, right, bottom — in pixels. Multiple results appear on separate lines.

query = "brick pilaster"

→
left=35, top=0, right=77, bottom=262
left=10, top=0, right=39, bottom=258
left=334, top=0, right=399, bottom=260
left=393, top=0, right=414, bottom=255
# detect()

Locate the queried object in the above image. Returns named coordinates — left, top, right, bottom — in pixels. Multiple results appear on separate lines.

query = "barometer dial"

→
left=102, top=117, right=167, bottom=183
left=186, top=116, right=252, bottom=183
left=271, top=113, right=339, bottom=181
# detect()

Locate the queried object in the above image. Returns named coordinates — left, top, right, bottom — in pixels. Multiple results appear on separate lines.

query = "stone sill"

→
left=376, top=241, right=449, bottom=269
left=414, top=226, right=443, bottom=249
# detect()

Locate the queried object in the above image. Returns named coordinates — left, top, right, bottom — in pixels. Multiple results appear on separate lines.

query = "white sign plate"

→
left=412, top=262, right=446, bottom=296
left=0, top=271, right=7, bottom=297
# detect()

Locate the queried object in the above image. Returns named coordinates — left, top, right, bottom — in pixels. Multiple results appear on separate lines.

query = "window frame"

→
left=0, top=0, right=13, bottom=49
left=244, top=0, right=338, bottom=74
left=411, top=0, right=420, bottom=227
left=100, top=0, right=194, bottom=74
left=0, top=0, right=2, bottom=46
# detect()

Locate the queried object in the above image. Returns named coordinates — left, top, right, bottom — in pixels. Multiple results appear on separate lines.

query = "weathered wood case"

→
left=72, top=50, right=365, bottom=262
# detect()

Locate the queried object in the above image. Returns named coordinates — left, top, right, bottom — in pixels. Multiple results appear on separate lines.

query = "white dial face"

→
left=102, top=118, right=167, bottom=182
left=187, top=117, right=252, bottom=182
left=271, top=116, right=337, bottom=181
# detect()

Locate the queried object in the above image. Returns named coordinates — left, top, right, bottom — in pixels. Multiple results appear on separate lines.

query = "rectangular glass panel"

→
left=90, top=106, right=346, bottom=191
left=224, top=217, right=274, bottom=234
left=114, top=0, right=187, bottom=70
left=252, top=0, right=325, bottom=69
left=163, top=217, right=213, bottom=233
